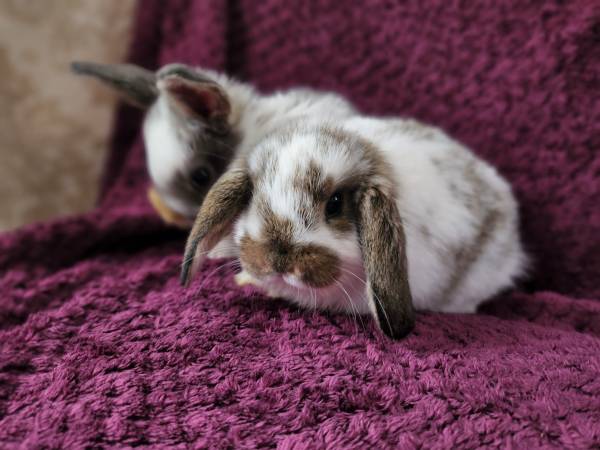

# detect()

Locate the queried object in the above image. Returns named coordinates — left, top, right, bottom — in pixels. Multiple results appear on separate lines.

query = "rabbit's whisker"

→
left=340, top=266, right=393, bottom=334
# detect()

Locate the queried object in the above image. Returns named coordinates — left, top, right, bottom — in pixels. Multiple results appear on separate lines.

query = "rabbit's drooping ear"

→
left=157, top=71, right=231, bottom=135
left=356, top=186, right=415, bottom=339
left=71, top=61, right=158, bottom=108
left=180, top=169, right=251, bottom=286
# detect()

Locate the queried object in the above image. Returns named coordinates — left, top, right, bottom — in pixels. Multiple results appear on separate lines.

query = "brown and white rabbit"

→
left=181, top=116, right=528, bottom=339
left=71, top=62, right=356, bottom=228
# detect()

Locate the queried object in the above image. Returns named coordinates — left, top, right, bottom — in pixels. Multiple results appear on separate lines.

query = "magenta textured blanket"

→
left=1, top=1, right=599, bottom=448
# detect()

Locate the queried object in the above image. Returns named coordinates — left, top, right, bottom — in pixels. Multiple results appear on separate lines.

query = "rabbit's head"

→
left=72, top=61, right=238, bottom=225
left=181, top=124, right=415, bottom=339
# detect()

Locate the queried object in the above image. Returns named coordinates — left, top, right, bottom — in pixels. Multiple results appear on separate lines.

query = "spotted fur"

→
left=178, top=99, right=527, bottom=340
left=72, top=61, right=357, bottom=225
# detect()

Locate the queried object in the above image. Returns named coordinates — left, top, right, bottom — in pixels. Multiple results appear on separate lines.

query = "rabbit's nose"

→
left=271, top=246, right=292, bottom=274
left=272, top=256, right=290, bottom=274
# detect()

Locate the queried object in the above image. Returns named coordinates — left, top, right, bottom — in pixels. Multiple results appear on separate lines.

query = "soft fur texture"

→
left=75, top=60, right=356, bottom=222
left=183, top=117, right=527, bottom=338
left=1, top=0, right=599, bottom=448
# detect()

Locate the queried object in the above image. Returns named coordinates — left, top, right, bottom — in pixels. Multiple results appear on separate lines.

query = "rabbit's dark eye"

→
left=190, top=167, right=211, bottom=189
left=325, top=191, right=344, bottom=219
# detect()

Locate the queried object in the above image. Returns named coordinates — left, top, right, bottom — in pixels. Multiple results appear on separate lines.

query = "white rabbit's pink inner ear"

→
left=159, top=75, right=231, bottom=123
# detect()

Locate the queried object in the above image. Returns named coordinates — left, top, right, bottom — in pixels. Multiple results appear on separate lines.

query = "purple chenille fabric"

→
left=1, top=0, right=599, bottom=448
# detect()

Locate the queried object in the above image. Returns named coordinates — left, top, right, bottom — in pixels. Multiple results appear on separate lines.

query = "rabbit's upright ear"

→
left=71, top=61, right=158, bottom=108
left=356, top=186, right=415, bottom=339
left=180, top=169, right=251, bottom=287
left=157, top=65, right=231, bottom=135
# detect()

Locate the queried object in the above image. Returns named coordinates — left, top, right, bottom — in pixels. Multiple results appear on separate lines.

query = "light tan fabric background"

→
left=0, top=0, right=136, bottom=231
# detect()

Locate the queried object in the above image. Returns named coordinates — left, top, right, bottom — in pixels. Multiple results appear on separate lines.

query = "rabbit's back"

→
left=345, top=117, right=528, bottom=312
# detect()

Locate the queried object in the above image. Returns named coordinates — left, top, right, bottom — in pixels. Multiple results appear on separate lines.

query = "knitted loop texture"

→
left=1, top=0, right=599, bottom=448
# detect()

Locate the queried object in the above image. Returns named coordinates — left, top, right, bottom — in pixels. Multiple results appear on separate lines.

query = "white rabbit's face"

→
left=181, top=124, right=415, bottom=338
left=143, top=95, right=235, bottom=220
left=72, top=61, right=235, bottom=222
left=232, top=126, right=376, bottom=310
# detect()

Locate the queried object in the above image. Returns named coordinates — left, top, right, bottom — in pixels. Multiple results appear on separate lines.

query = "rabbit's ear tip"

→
left=180, top=252, right=196, bottom=287
left=378, top=313, right=415, bottom=340
left=70, top=60, right=108, bottom=73
left=179, top=268, right=189, bottom=287
left=68, top=60, right=157, bottom=108
left=70, top=61, right=89, bottom=73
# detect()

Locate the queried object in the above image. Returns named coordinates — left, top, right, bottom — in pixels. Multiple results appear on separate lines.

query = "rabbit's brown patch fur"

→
left=442, top=208, right=502, bottom=300
left=432, top=152, right=509, bottom=300
left=258, top=201, right=295, bottom=245
left=241, top=199, right=340, bottom=286
left=239, top=236, right=272, bottom=276
left=294, top=244, right=340, bottom=287
left=239, top=235, right=340, bottom=287
left=292, top=160, right=333, bottom=203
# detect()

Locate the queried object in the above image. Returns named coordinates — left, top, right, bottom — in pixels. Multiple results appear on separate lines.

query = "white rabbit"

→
left=180, top=116, right=528, bottom=339
left=71, top=62, right=356, bottom=227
